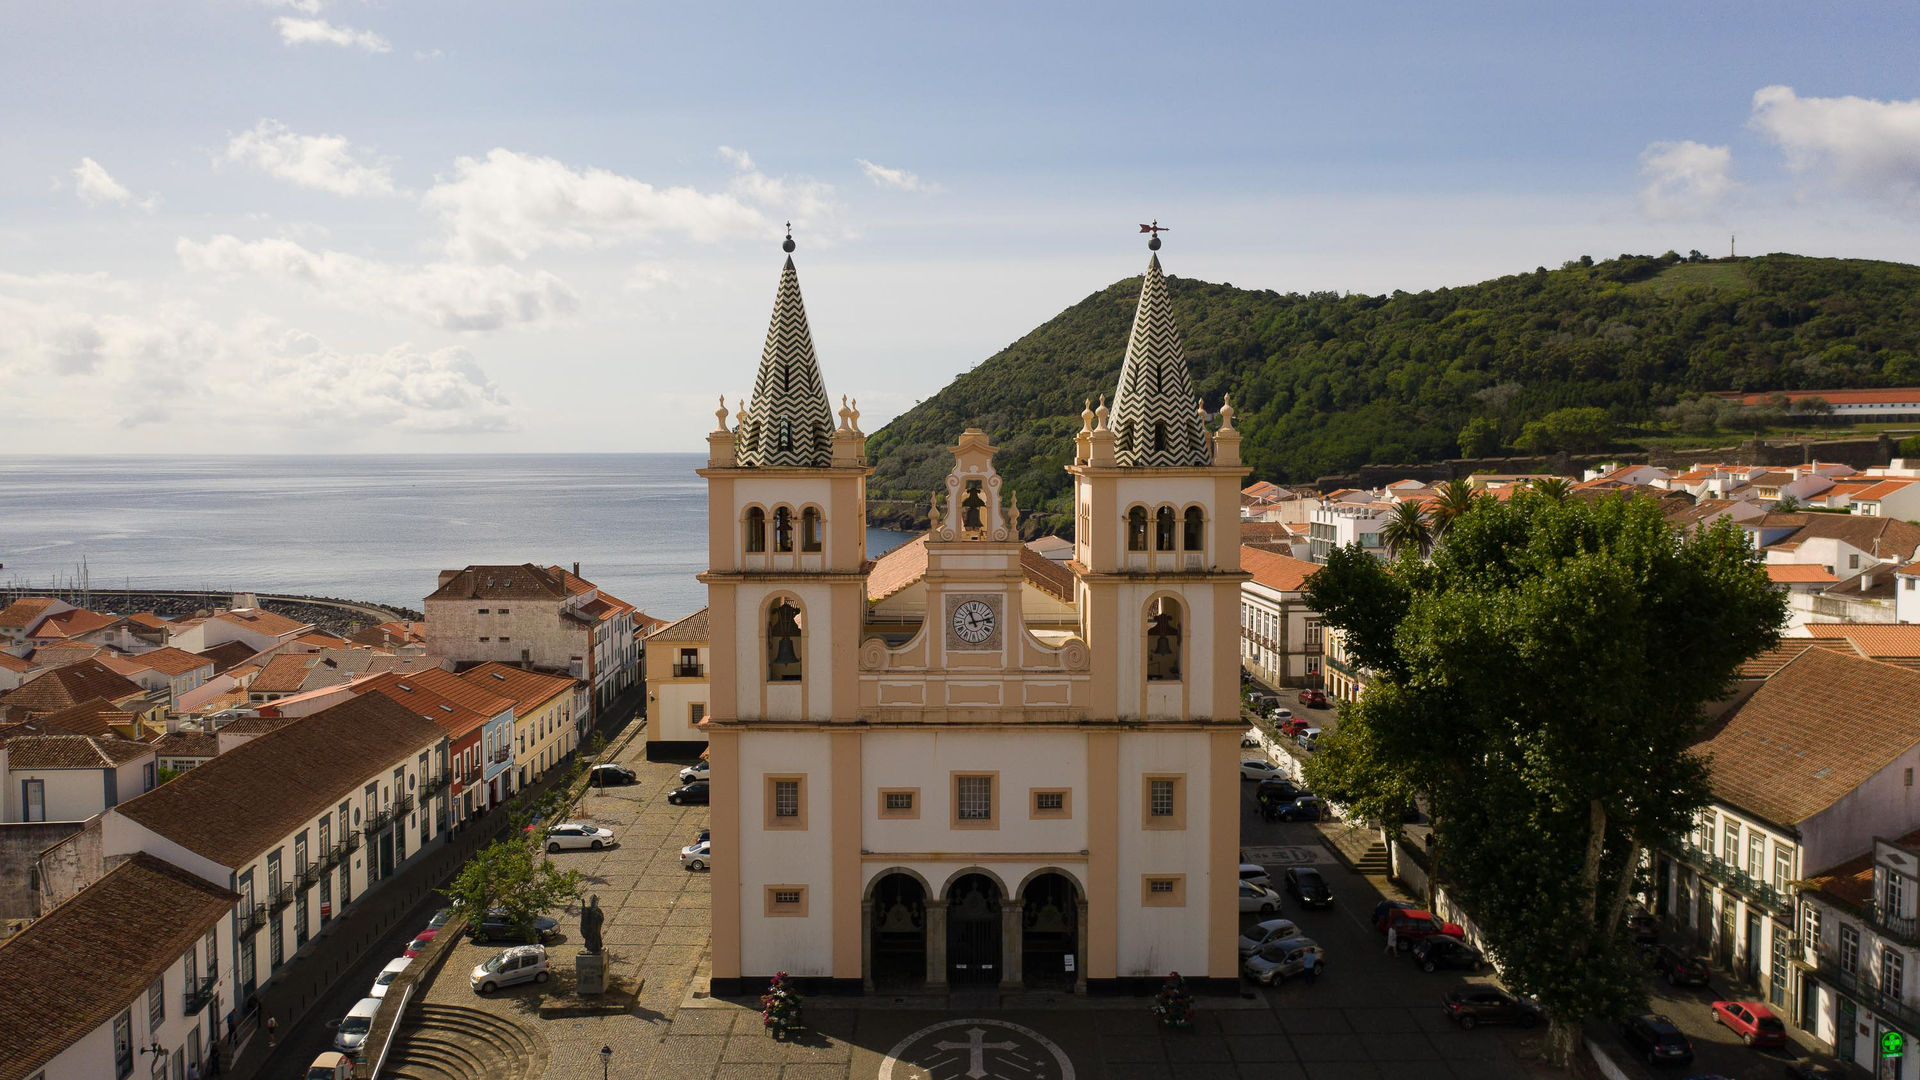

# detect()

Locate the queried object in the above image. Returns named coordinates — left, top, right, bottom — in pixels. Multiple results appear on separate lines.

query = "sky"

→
left=5, top=1, right=1920, bottom=453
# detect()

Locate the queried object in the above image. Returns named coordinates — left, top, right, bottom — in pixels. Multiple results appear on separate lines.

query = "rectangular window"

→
left=1141, top=875, right=1186, bottom=907
left=1802, top=902, right=1821, bottom=949
left=1141, top=775, right=1186, bottom=830
left=478, top=636, right=490, bottom=643
left=690, top=703, right=707, bottom=724
left=1749, top=834, right=1765, bottom=878
left=1886, top=946, right=1906, bottom=1001
left=953, top=773, right=997, bottom=829
left=878, top=788, right=919, bottom=819
left=148, top=974, right=164, bottom=1034
left=1774, top=847, right=1793, bottom=892
left=1724, top=821, right=1739, bottom=861
left=114, top=1010, right=134, bottom=1079
left=1842, top=923, right=1861, bottom=974
left=764, top=885, right=809, bottom=917
left=1031, top=788, right=1071, bottom=819
left=204, top=927, right=217, bottom=981
left=497, top=608, right=509, bottom=614
left=764, top=775, right=806, bottom=829
left=1888, top=871, right=1910, bottom=920
left=22, top=779, right=44, bottom=822
left=477, top=608, right=489, bottom=615
left=499, top=636, right=510, bottom=643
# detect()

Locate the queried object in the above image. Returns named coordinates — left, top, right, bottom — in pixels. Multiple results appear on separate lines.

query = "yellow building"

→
left=644, top=608, right=711, bottom=758
left=458, top=663, right=579, bottom=788
left=703, top=237, right=1247, bottom=996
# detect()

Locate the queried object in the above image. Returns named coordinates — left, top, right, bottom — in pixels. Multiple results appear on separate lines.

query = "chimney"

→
left=573, top=562, right=581, bottom=578
left=437, top=570, right=460, bottom=589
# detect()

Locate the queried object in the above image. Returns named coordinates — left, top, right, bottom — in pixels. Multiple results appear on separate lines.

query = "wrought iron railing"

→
left=363, top=806, right=394, bottom=836
left=1675, top=840, right=1791, bottom=913
left=183, top=975, right=216, bottom=1014
left=1865, top=900, right=1920, bottom=947
left=296, top=863, right=322, bottom=890
left=1815, top=952, right=1920, bottom=1035
left=671, top=663, right=705, bottom=678
left=420, top=772, right=450, bottom=797
left=269, top=884, right=293, bottom=911
left=491, top=748, right=510, bottom=764
left=238, top=904, right=268, bottom=934
left=393, top=793, right=415, bottom=817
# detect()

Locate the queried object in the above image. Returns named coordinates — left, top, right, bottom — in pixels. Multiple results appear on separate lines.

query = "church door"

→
left=1021, top=872, right=1080, bottom=989
left=869, top=874, right=927, bottom=989
left=947, top=874, right=1002, bottom=985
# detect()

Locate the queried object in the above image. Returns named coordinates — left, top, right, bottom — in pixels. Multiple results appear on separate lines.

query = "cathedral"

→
left=699, top=233, right=1248, bottom=996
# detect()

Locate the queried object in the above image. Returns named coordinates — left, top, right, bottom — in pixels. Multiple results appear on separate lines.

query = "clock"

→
left=950, top=599, right=997, bottom=645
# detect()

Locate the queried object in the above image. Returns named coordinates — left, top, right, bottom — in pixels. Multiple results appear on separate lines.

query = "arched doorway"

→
left=869, top=873, right=927, bottom=989
left=946, top=874, right=1002, bottom=985
left=1021, top=872, right=1080, bottom=989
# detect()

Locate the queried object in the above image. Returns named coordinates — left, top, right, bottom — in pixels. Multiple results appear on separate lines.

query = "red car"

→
left=1298, top=689, right=1329, bottom=708
left=1378, top=908, right=1466, bottom=950
left=403, top=929, right=440, bottom=958
left=1279, top=718, right=1312, bottom=737
left=1711, top=1000, right=1786, bottom=1047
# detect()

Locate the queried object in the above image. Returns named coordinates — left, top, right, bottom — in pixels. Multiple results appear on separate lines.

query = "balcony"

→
left=1674, top=840, right=1791, bottom=914
left=491, top=748, right=510, bottom=765
left=269, top=884, right=293, bottom=911
left=1866, top=900, right=1920, bottom=947
left=296, top=863, right=322, bottom=890
left=393, top=793, right=415, bottom=817
left=183, top=975, right=217, bottom=1014
left=342, top=831, right=362, bottom=853
left=362, top=806, right=394, bottom=837
left=1815, top=952, right=1920, bottom=1035
left=671, top=663, right=705, bottom=678
left=420, top=772, right=450, bottom=798
left=238, top=904, right=268, bottom=935
left=460, top=765, right=483, bottom=786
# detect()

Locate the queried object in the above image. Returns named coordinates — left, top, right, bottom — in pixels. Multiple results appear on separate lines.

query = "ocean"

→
left=0, top=455, right=915, bottom=621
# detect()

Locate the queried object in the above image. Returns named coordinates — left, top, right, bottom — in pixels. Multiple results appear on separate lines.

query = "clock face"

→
left=950, top=600, right=996, bottom=645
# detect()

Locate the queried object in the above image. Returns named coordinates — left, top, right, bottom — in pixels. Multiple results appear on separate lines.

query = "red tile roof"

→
left=1766, top=564, right=1840, bottom=584
left=99, top=646, right=213, bottom=679
left=0, top=653, right=34, bottom=674
left=0, top=660, right=145, bottom=717
left=213, top=607, right=309, bottom=637
left=1241, top=546, right=1320, bottom=593
left=1804, top=623, right=1920, bottom=659
left=0, top=853, right=238, bottom=1079
left=648, top=608, right=709, bottom=643
left=28, top=609, right=119, bottom=641
left=428, top=564, right=571, bottom=601
left=459, top=663, right=575, bottom=715
left=196, top=640, right=260, bottom=674
left=151, top=731, right=218, bottom=759
left=1852, top=479, right=1920, bottom=502
left=6, top=732, right=154, bottom=769
left=0, top=597, right=63, bottom=630
left=1804, top=829, right=1920, bottom=909
left=35, top=698, right=141, bottom=739
left=1721, top=388, right=1920, bottom=407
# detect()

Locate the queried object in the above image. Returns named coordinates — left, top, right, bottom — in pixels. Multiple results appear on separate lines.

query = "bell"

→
left=1152, top=634, right=1175, bottom=656
left=772, top=637, right=800, bottom=666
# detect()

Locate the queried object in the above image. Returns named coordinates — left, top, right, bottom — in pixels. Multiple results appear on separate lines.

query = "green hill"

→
left=865, top=252, right=1920, bottom=531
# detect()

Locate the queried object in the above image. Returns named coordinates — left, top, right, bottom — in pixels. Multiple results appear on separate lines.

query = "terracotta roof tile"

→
left=126, top=613, right=171, bottom=631
left=1766, top=564, right=1840, bottom=584
left=151, top=731, right=218, bottom=759
left=1241, top=546, right=1320, bottom=593
left=1852, top=479, right=1920, bottom=502
left=195, top=641, right=259, bottom=674
left=1744, top=513, right=1920, bottom=563
left=0, top=853, right=237, bottom=1079
left=648, top=608, right=710, bottom=643
left=29, top=609, right=120, bottom=640
left=213, top=607, right=309, bottom=637
left=0, top=653, right=34, bottom=674
left=1803, top=829, right=1920, bottom=910
left=0, top=597, right=64, bottom=631
left=114, top=694, right=443, bottom=867
left=1737, top=639, right=1852, bottom=678
left=1017, top=546, right=1075, bottom=602
left=0, top=660, right=145, bottom=717
left=36, top=698, right=140, bottom=739
left=6, top=732, right=153, bottom=769
left=1700, top=648, right=1920, bottom=826
left=427, top=564, right=571, bottom=602
left=866, top=534, right=931, bottom=602
left=458, top=663, right=575, bottom=715
left=1804, top=623, right=1920, bottom=658
left=355, top=671, right=497, bottom=741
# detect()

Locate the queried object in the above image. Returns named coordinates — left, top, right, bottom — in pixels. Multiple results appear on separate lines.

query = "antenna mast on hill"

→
left=1730, top=234, right=1736, bottom=259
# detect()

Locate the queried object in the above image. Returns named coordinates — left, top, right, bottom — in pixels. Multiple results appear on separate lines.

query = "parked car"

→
left=1298, top=689, right=1329, bottom=707
left=1649, top=944, right=1710, bottom=986
left=1285, top=866, right=1334, bottom=908
left=470, top=910, right=559, bottom=944
left=1264, top=797, right=1327, bottom=822
left=368, top=956, right=412, bottom=999
left=471, top=944, right=551, bottom=993
left=305, top=1052, right=355, bottom=1080
left=1236, top=917, right=1303, bottom=957
left=693, top=827, right=710, bottom=845
left=1248, top=691, right=1280, bottom=711
left=667, top=780, right=709, bottom=805
left=545, top=823, right=616, bottom=852
left=333, top=997, right=382, bottom=1054
left=1268, top=707, right=1293, bottom=722
left=1411, top=937, right=1485, bottom=972
left=1443, top=988, right=1539, bottom=1029
left=1242, top=936, right=1323, bottom=985
left=1295, top=727, right=1323, bottom=751
left=1378, top=909, right=1465, bottom=950
left=403, top=929, right=439, bottom=957
left=1625, top=910, right=1659, bottom=944
left=1710, top=1000, right=1787, bottom=1047
left=1256, top=778, right=1305, bottom=803
left=1240, top=759, right=1283, bottom=781
left=426, top=907, right=455, bottom=930
left=1239, top=863, right=1272, bottom=889
left=589, top=763, right=637, bottom=786
left=1279, top=718, right=1313, bottom=738
left=678, top=761, right=711, bottom=783
left=681, top=840, right=711, bottom=871
left=1238, top=880, right=1282, bottom=914
left=1617, top=1014, right=1694, bottom=1066
left=1373, top=899, right=1416, bottom=925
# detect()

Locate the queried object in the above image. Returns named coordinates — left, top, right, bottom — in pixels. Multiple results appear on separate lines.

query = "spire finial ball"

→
left=1148, top=235, right=1161, bottom=251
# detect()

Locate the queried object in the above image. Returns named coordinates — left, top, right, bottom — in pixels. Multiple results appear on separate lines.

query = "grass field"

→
left=1626, top=261, right=1756, bottom=298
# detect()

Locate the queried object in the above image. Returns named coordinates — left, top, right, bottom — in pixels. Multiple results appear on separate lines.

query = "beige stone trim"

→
left=1141, top=773, right=1186, bottom=830
left=949, top=771, right=999, bottom=830
left=878, top=787, right=921, bottom=819
left=1029, top=787, right=1072, bottom=819
left=1141, top=874, right=1186, bottom=907
left=763, top=774, right=807, bottom=830
left=764, top=884, right=809, bottom=917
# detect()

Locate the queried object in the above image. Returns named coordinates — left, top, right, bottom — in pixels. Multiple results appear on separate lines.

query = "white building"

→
left=424, top=563, right=638, bottom=718
left=704, top=240, right=1246, bottom=995
left=1239, top=546, right=1323, bottom=689
left=1307, top=500, right=1390, bottom=563
left=3, top=734, right=156, bottom=823
left=1799, top=832, right=1920, bottom=1078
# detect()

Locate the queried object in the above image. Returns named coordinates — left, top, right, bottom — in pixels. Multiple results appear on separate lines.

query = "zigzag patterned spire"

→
left=1108, top=252, right=1209, bottom=467
left=736, top=255, right=834, bottom=468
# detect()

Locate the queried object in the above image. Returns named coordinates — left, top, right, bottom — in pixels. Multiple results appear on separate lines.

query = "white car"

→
left=1238, top=880, right=1283, bottom=914
left=681, top=839, right=711, bottom=871
left=1237, top=917, right=1303, bottom=957
left=1239, top=863, right=1272, bottom=889
left=678, top=761, right=711, bottom=783
left=545, top=823, right=615, bottom=852
left=1268, top=707, right=1293, bottom=722
left=368, top=955, right=411, bottom=999
left=1240, top=759, right=1282, bottom=781
left=1296, top=727, right=1323, bottom=751
left=470, top=944, right=550, bottom=993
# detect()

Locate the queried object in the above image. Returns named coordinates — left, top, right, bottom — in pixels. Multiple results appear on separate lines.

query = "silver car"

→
left=1236, top=917, right=1303, bottom=957
left=1242, top=936, right=1324, bottom=985
left=368, top=955, right=411, bottom=999
left=545, top=823, right=615, bottom=852
left=471, top=945, right=550, bottom=993
left=1238, top=880, right=1282, bottom=914
left=678, top=761, right=711, bottom=783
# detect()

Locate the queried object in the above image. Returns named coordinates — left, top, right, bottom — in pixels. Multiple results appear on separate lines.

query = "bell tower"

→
left=700, top=231, right=871, bottom=994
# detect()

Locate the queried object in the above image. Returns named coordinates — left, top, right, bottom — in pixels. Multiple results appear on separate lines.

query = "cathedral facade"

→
left=700, top=240, right=1248, bottom=996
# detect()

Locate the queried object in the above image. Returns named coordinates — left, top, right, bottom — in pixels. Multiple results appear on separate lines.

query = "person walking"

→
left=1385, top=925, right=1398, bottom=956
left=266, top=1014, right=277, bottom=1047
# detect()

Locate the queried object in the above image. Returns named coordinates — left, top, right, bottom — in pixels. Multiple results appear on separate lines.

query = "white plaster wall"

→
left=1115, top=730, right=1215, bottom=976
left=730, top=581, right=838, bottom=722
left=1804, top=748, right=1920, bottom=870
left=102, top=814, right=233, bottom=888
left=737, top=731, right=835, bottom=975
left=1107, top=580, right=1223, bottom=721
left=11, top=769, right=114, bottom=822
left=1900, top=576, right=1920, bottom=624
left=862, top=730, right=1089, bottom=855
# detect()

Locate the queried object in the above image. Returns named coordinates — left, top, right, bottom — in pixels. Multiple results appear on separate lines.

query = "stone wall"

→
left=0, top=821, right=86, bottom=920
left=34, top=817, right=107, bottom=915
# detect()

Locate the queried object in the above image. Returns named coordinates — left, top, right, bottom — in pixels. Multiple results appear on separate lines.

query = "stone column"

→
left=926, top=901, right=948, bottom=990
left=1074, top=899, right=1089, bottom=995
left=861, top=901, right=874, bottom=992
left=1002, top=901, right=1024, bottom=987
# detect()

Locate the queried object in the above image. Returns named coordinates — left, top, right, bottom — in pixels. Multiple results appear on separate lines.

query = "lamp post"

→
left=600, top=1045, right=613, bottom=1080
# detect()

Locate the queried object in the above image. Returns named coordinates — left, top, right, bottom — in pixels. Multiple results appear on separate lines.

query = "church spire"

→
left=736, top=230, right=834, bottom=468
left=1107, top=235, right=1208, bottom=467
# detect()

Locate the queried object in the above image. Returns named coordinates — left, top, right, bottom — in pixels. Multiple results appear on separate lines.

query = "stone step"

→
left=396, top=1003, right=549, bottom=1078
left=411, top=1004, right=544, bottom=1054
left=1353, top=843, right=1392, bottom=874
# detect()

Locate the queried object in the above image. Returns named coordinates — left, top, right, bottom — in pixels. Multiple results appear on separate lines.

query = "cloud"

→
left=177, top=234, right=577, bottom=332
left=856, top=158, right=936, bottom=193
left=1750, top=85, right=1920, bottom=206
left=717, top=146, right=755, bottom=172
left=623, top=263, right=679, bottom=292
left=222, top=120, right=396, bottom=197
left=720, top=146, right=837, bottom=228
left=0, top=286, right=514, bottom=435
left=250, top=0, right=323, bottom=13
left=275, top=16, right=390, bottom=52
left=423, top=149, right=768, bottom=261
left=1637, top=140, right=1734, bottom=218
left=72, top=158, right=155, bottom=210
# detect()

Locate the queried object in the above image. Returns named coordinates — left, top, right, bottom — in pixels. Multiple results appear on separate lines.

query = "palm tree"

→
left=1380, top=501, right=1434, bottom=559
left=1529, top=477, right=1573, bottom=502
left=1428, top=478, right=1481, bottom=538
left=1774, top=493, right=1801, bottom=513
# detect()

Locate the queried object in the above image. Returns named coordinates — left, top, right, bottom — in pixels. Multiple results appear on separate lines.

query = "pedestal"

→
left=575, top=952, right=607, bottom=996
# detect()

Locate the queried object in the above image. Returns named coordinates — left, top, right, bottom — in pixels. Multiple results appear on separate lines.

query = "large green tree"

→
left=1302, top=493, right=1783, bottom=1067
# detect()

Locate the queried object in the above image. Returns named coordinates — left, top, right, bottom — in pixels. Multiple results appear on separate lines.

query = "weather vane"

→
left=1139, top=219, right=1169, bottom=250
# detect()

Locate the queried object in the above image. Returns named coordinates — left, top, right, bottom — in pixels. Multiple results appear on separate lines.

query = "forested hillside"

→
left=865, top=252, right=1920, bottom=530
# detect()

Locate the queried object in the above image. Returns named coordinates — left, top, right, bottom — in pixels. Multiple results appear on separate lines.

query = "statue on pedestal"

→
left=580, top=894, right=605, bottom=954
